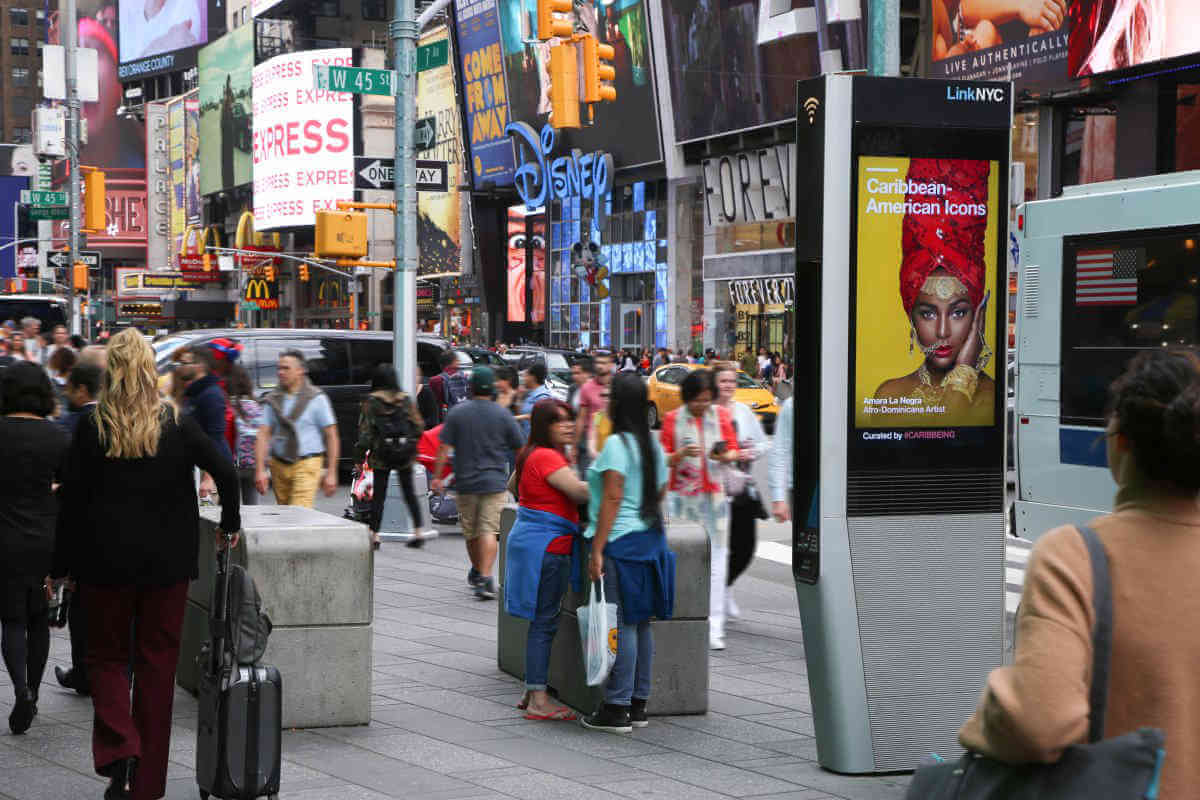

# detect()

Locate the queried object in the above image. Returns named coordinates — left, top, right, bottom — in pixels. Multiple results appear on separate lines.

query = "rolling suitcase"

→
left=196, top=532, right=282, bottom=800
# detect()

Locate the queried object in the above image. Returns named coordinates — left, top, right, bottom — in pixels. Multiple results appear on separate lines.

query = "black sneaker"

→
left=55, top=666, right=90, bottom=696
left=630, top=698, right=648, bottom=728
left=474, top=576, right=497, bottom=600
left=579, top=703, right=633, bottom=734
left=467, top=567, right=482, bottom=588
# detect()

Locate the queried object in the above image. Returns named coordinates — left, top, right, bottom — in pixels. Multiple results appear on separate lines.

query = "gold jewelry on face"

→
left=921, top=275, right=969, bottom=302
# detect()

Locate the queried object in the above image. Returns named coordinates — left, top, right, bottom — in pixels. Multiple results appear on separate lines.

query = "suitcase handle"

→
left=209, top=530, right=235, bottom=678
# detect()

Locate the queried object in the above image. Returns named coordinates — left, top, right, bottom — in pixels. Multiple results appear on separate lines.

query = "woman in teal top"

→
left=579, top=373, right=674, bottom=735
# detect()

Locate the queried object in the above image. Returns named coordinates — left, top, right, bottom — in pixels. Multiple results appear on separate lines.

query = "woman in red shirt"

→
left=504, top=399, right=589, bottom=721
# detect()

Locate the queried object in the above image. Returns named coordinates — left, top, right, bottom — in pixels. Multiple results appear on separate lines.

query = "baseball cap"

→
left=471, top=365, right=495, bottom=395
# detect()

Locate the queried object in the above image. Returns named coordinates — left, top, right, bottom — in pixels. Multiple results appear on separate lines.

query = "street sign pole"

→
left=64, top=0, right=81, bottom=335
left=392, top=0, right=418, bottom=392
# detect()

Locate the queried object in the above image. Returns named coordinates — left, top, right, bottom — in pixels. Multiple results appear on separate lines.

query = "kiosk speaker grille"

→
left=847, top=470, right=1002, bottom=516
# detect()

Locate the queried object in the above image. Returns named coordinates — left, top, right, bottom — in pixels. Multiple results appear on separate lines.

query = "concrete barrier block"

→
left=183, top=506, right=374, bottom=728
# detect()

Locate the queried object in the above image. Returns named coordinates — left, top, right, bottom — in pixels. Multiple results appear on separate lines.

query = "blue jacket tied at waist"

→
left=504, top=506, right=579, bottom=621
left=574, top=525, right=676, bottom=625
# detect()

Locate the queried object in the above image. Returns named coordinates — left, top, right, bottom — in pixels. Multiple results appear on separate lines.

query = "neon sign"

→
left=507, top=122, right=613, bottom=228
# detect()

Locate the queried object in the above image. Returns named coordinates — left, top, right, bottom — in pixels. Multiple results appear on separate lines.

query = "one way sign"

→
left=355, top=157, right=394, bottom=190
left=48, top=250, right=101, bottom=269
left=354, top=158, right=448, bottom=193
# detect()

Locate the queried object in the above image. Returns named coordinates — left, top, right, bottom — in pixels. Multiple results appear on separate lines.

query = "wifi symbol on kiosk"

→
left=803, top=97, right=820, bottom=125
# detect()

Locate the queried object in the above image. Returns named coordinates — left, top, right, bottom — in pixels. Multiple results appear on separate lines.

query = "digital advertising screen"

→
left=927, top=0, right=1068, bottom=89
left=455, top=0, right=517, bottom=188
left=417, top=26, right=465, bottom=277
left=850, top=154, right=1003, bottom=464
left=1069, top=1, right=1200, bottom=77
left=497, top=0, right=661, bottom=170
left=199, top=26, right=253, bottom=196
left=118, top=0, right=215, bottom=79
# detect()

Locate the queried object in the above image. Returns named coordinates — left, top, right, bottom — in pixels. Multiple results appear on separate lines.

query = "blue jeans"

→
left=524, top=552, right=570, bottom=691
left=603, top=556, right=654, bottom=706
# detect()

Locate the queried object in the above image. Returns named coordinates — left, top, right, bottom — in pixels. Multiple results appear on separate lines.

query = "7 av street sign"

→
left=314, top=65, right=395, bottom=96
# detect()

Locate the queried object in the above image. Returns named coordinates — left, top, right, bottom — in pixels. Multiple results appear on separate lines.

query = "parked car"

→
left=510, top=348, right=588, bottom=402
left=457, top=347, right=509, bottom=368
left=153, top=328, right=450, bottom=470
left=645, top=363, right=779, bottom=433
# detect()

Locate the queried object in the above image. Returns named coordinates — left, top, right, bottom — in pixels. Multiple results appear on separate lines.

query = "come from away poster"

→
left=455, top=0, right=516, bottom=188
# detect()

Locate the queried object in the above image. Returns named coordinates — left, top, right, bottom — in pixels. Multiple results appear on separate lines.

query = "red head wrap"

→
left=898, top=158, right=990, bottom=316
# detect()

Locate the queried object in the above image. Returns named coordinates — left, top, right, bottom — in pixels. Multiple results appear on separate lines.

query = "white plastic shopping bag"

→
left=577, top=579, right=618, bottom=686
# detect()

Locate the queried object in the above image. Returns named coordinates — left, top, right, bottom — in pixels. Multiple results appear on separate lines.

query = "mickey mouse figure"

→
left=571, top=240, right=610, bottom=300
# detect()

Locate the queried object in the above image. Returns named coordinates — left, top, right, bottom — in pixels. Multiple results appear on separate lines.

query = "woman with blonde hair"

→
left=51, top=329, right=240, bottom=800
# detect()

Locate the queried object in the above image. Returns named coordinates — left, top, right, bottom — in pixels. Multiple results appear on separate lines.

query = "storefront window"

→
left=547, top=180, right=669, bottom=350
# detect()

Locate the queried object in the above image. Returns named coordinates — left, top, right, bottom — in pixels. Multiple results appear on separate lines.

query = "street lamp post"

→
left=391, top=0, right=419, bottom=391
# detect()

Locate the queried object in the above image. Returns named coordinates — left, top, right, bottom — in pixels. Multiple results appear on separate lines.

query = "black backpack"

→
left=217, top=562, right=272, bottom=667
left=373, top=402, right=419, bottom=468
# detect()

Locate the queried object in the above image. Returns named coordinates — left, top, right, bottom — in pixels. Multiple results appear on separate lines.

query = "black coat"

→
left=0, top=417, right=70, bottom=579
left=52, top=406, right=240, bottom=586
left=184, top=373, right=232, bottom=461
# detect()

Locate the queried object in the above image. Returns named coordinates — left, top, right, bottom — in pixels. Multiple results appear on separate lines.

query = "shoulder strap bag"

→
left=905, top=525, right=1166, bottom=800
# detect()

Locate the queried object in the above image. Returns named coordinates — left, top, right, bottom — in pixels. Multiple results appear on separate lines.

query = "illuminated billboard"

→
left=927, top=0, right=1068, bottom=88
left=1069, top=1, right=1200, bottom=77
left=117, top=0, right=215, bottom=79
left=417, top=26, right=464, bottom=277
left=199, top=26, right=253, bottom=195
left=252, top=49, right=355, bottom=230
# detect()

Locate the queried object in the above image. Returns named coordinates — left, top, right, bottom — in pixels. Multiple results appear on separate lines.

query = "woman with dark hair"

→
left=579, top=373, right=673, bottom=734
left=354, top=364, right=433, bottom=550
left=504, top=398, right=589, bottom=721
left=0, top=363, right=69, bottom=734
left=661, top=369, right=738, bottom=651
left=226, top=364, right=264, bottom=505
left=47, top=345, right=78, bottom=416
left=959, top=349, right=1200, bottom=800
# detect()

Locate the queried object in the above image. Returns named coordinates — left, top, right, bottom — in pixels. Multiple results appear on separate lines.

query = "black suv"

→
left=154, top=329, right=449, bottom=469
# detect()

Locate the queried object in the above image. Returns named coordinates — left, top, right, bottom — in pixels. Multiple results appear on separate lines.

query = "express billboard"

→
left=251, top=49, right=355, bottom=230
left=117, top=0, right=219, bottom=79
left=418, top=26, right=465, bottom=276
left=199, top=26, right=253, bottom=195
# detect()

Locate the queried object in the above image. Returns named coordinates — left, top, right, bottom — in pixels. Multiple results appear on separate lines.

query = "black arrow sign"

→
left=414, top=117, right=436, bottom=153
left=355, top=157, right=395, bottom=190
left=48, top=250, right=101, bottom=269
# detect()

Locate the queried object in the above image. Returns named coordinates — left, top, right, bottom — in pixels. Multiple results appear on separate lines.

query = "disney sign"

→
left=506, top=122, right=614, bottom=229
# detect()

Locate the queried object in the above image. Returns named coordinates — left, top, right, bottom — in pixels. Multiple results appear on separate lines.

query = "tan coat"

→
left=959, top=498, right=1200, bottom=799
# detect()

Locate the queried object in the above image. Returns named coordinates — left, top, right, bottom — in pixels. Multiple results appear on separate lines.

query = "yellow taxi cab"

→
left=645, top=363, right=780, bottom=434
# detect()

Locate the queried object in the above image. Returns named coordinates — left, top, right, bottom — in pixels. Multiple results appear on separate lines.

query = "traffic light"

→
left=265, top=263, right=276, bottom=282
left=83, top=170, right=106, bottom=230
left=299, top=264, right=310, bottom=282
left=548, top=41, right=580, bottom=129
left=202, top=253, right=212, bottom=272
left=73, top=262, right=88, bottom=290
left=314, top=210, right=369, bottom=259
left=536, top=0, right=573, bottom=40
left=581, top=34, right=617, bottom=105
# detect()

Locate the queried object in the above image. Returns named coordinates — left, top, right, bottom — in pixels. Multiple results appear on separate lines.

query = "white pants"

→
left=670, top=492, right=728, bottom=644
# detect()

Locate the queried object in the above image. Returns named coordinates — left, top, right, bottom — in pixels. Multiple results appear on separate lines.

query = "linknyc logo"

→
left=946, top=85, right=1006, bottom=103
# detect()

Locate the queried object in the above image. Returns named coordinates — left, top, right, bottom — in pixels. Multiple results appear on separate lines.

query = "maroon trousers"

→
left=84, top=581, right=189, bottom=800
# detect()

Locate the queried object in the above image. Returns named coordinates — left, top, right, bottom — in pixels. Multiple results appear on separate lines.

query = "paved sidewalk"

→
left=0, top=534, right=911, bottom=800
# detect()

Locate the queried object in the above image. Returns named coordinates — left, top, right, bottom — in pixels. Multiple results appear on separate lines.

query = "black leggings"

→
left=727, top=499, right=758, bottom=586
left=369, top=466, right=425, bottom=533
left=2, top=614, right=50, bottom=699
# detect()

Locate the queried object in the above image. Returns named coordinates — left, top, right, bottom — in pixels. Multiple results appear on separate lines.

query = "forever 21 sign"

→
left=729, top=277, right=794, bottom=307
left=701, top=143, right=795, bottom=227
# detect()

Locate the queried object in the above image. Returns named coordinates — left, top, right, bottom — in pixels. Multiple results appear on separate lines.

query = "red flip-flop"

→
left=524, top=707, right=577, bottom=721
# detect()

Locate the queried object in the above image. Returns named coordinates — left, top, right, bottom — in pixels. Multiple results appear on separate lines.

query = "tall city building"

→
left=0, top=0, right=44, bottom=144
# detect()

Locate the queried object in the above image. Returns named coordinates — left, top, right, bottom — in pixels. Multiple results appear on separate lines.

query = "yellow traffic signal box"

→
left=83, top=170, right=106, bottom=231
left=581, top=35, right=617, bottom=104
left=537, top=0, right=573, bottom=40
left=73, top=263, right=88, bottom=290
left=315, top=210, right=369, bottom=259
left=549, top=41, right=580, bottom=129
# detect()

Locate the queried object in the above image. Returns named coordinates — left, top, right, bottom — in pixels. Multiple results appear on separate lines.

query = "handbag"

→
left=905, top=525, right=1166, bottom=800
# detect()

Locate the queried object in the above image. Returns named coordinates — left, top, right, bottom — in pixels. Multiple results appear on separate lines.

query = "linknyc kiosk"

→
left=792, top=75, right=1010, bottom=773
